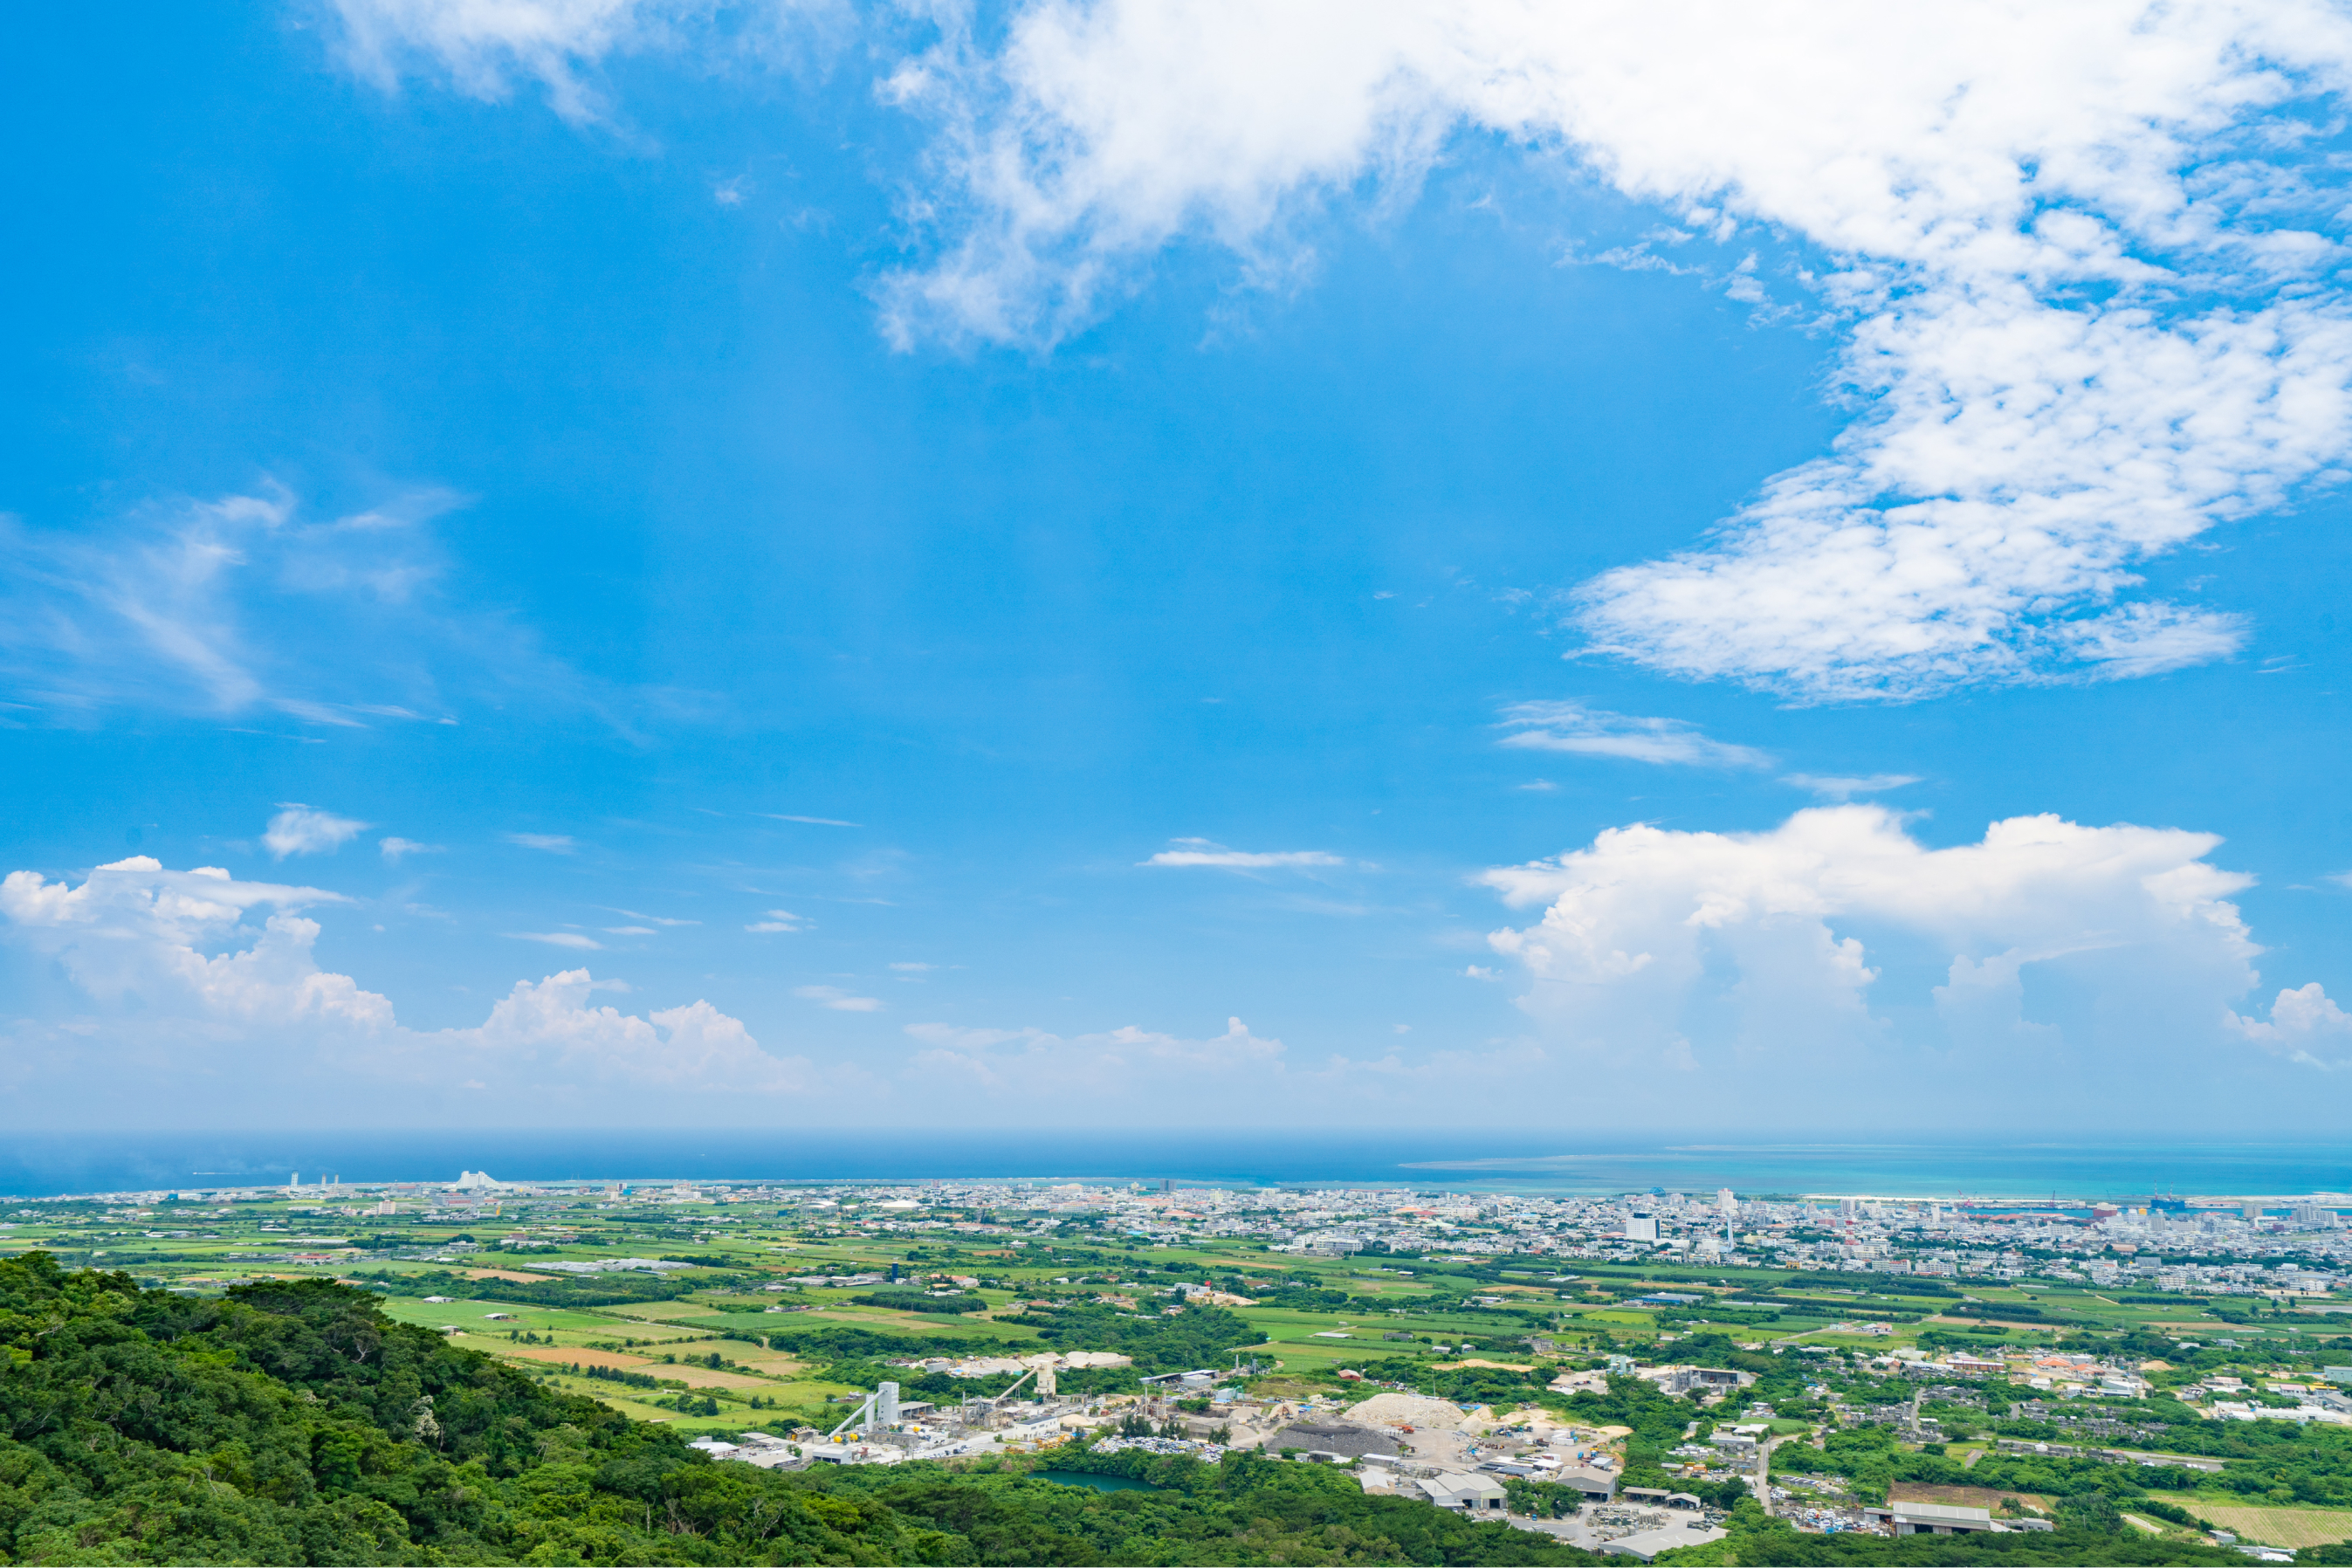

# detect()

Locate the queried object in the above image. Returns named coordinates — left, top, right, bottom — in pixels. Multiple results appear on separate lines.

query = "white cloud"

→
left=0, top=856, right=796, bottom=1118
left=747, top=909, right=809, bottom=932
left=862, top=0, right=2352, bottom=698
left=1478, top=804, right=2312, bottom=1116
left=0, top=485, right=539, bottom=726
left=1498, top=701, right=1770, bottom=768
left=505, top=832, right=577, bottom=853
left=379, top=836, right=444, bottom=861
left=890, top=960, right=936, bottom=972
left=505, top=930, right=603, bottom=950
left=759, top=813, right=863, bottom=827
left=603, top=925, right=658, bottom=935
left=795, top=983, right=881, bottom=1011
left=321, top=3, right=2352, bottom=696
left=2226, top=982, right=2352, bottom=1069
left=603, top=906, right=700, bottom=925
left=327, top=0, right=835, bottom=124
left=328, top=0, right=669, bottom=123
left=454, top=970, right=795, bottom=1090
left=1142, top=838, right=1348, bottom=869
left=263, top=804, right=370, bottom=859
left=1782, top=773, right=1922, bottom=801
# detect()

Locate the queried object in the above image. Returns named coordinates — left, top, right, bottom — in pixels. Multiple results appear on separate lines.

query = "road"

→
left=1753, top=1429, right=1812, bottom=1516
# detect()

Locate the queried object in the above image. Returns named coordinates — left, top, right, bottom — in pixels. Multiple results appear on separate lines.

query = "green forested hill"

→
left=0, top=1252, right=1592, bottom=1565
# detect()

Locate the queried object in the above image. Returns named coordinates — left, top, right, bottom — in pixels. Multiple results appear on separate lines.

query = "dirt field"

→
left=2197, top=1505, right=2352, bottom=1549
left=495, top=1345, right=651, bottom=1370
left=1344, top=1392, right=1477, bottom=1430
left=1889, top=1482, right=2054, bottom=1514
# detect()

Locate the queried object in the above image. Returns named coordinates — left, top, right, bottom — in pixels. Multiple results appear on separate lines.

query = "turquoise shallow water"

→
left=0, top=1131, right=2343, bottom=1200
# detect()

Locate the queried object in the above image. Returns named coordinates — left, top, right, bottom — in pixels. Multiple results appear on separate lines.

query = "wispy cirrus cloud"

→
left=505, top=930, right=602, bottom=950
left=795, top=983, right=880, bottom=1011
left=1498, top=702, right=1769, bottom=768
left=1142, top=839, right=1350, bottom=870
left=379, top=836, right=443, bottom=862
left=747, top=909, right=809, bottom=933
left=0, top=483, right=630, bottom=731
left=1784, top=773, right=1922, bottom=801
left=504, top=833, right=577, bottom=854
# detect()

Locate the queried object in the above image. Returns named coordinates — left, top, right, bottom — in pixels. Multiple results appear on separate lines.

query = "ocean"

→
left=0, top=1130, right=2343, bottom=1201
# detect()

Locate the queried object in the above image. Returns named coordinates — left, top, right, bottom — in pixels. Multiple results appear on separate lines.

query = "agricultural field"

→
left=2195, top=1503, right=2352, bottom=1549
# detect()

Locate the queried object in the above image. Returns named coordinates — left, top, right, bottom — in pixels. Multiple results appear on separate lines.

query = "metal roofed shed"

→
left=1555, top=1467, right=1618, bottom=1503
left=1862, top=1501, right=1995, bottom=1535
left=1418, top=1473, right=1509, bottom=1512
left=1598, top=1521, right=1730, bottom=1561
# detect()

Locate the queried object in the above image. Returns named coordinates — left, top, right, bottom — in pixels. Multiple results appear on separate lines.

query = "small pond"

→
left=1034, top=1470, right=1165, bottom=1494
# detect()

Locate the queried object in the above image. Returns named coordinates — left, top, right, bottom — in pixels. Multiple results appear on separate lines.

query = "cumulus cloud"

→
left=2226, top=982, right=2352, bottom=1069
left=1477, top=804, right=2319, bottom=1118
left=1499, top=701, right=1769, bottom=768
left=263, top=804, right=370, bottom=859
left=1142, top=838, right=1349, bottom=869
left=0, top=856, right=795, bottom=1119
left=794, top=983, right=880, bottom=1011
left=1783, top=773, right=1921, bottom=801
left=379, top=836, right=443, bottom=861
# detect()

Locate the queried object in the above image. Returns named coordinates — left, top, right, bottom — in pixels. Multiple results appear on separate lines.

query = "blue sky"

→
left=3, top=0, right=2351, bottom=1131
